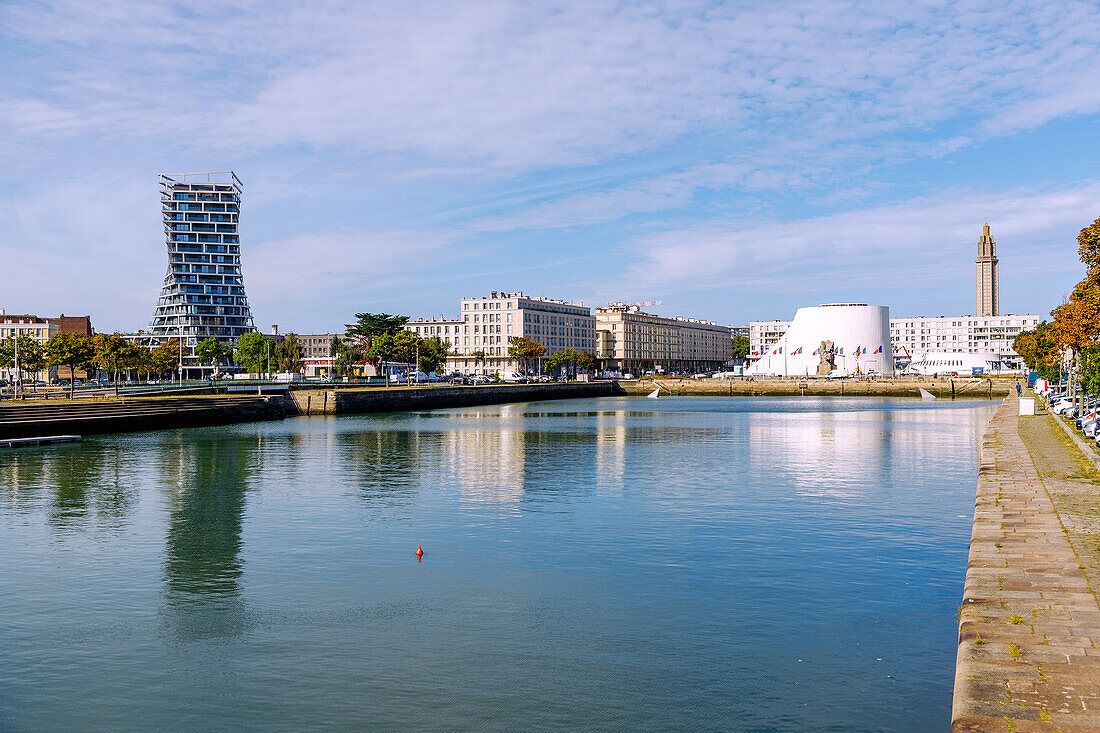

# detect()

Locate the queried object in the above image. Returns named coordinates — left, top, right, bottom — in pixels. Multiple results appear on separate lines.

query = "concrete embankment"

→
left=287, top=380, right=618, bottom=415
left=621, top=377, right=1010, bottom=399
left=0, top=395, right=286, bottom=440
left=952, top=394, right=1100, bottom=730
left=0, top=382, right=620, bottom=439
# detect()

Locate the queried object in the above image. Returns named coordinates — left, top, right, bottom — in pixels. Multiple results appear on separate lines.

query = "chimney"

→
left=271, top=324, right=279, bottom=336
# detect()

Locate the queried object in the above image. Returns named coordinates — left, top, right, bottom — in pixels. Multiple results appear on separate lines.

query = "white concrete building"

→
left=595, top=304, right=731, bottom=374
left=406, top=291, right=595, bottom=375
left=747, top=304, right=894, bottom=377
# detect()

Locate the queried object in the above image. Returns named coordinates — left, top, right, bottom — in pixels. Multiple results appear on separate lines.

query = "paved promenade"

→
left=953, top=394, right=1100, bottom=731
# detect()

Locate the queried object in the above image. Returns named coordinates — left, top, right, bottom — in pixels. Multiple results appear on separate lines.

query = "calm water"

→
left=0, top=396, right=993, bottom=732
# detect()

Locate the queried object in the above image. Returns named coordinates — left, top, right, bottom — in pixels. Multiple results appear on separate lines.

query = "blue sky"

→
left=2, top=0, right=1099, bottom=333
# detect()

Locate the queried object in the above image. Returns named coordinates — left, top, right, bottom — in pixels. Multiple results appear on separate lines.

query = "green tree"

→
left=367, top=330, right=420, bottom=367
left=544, top=348, right=593, bottom=378
left=118, top=342, right=146, bottom=384
left=151, top=339, right=181, bottom=379
left=419, top=336, right=450, bottom=373
left=0, top=336, right=47, bottom=391
left=196, top=337, right=234, bottom=375
left=330, top=335, right=359, bottom=378
left=234, top=332, right=268, bottom=375
left=94, top=333, right=131, bottom=397
left=507, top=336, right=546, bottom=374
left=1014, top=321, right=1062, bottom=381
left=275, top=333, right=304, bottom=374
left=45, top=333, right=96, bottom=398
left=731, top=335, right=750, bottom=361
left=1080, top=345, right=1100, bottom=397
left=344, top=312, right=409, bottom=359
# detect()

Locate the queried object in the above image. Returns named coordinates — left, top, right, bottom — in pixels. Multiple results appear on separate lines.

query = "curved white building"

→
left=904, top=351, right=1006, bottom=376
left=747, top=304, right=893, bottom=377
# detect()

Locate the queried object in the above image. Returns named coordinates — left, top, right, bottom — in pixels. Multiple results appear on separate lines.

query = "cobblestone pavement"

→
left=953, top=394, right=1100, bottom=732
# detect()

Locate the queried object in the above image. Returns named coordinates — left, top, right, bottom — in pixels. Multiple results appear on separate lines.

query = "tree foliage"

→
left=543, top=348, right=598, bottom=376
left=94, top=333, right=132, bottom=397
left=234, top=332, right=269, bottom=374
left=1078, top=215, right=1100, bottom=277
left=419, top=336, right=450, bottom=373
left=45, top=333, right=96, bottom=398
left=731, top=335, right=750, bottom=361
left=275, top=334, right=304, bottom=373
left=0, top=336, right=47, bottom=390
left=366, top=330, right=420, bottom=366
left=1026, top=215, right=1100, bottom=402
left=1014, top=321, right=1062, bottom=381
left=196, top=337, right=234, bottom=369
left=330, top=335, right=359, bottom=377
left=507, top=336, right=546, bottom=373
left=150, top=339, right=181, bottom=377
left=345, top=312, right=409, bottom=352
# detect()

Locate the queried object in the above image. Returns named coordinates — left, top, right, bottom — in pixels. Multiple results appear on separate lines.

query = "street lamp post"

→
left=13, top=333, right=20, bottom=399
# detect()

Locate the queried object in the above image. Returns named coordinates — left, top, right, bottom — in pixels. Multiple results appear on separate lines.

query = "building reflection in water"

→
left=158, top=434, right=259, bottom=641
left=439, top=404, right=528, bottom=508
left=746, top=402, right=993, bottom=501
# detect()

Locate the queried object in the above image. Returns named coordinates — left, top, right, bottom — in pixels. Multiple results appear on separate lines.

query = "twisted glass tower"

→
left=149, top=172, right=256, bottom=358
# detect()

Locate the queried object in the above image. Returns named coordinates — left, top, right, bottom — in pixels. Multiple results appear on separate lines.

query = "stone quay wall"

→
left=952, top=394, right=1100, bottom=731
left=0, top=395, right=286, bottom=440
left=620, top=377, right=1010, bottom=399
left=288, top=381, right=619, bottom=416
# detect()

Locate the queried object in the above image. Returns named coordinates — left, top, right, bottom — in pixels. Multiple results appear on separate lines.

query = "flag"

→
left=812, top=348, right=818, bottom=355
left=793, top=346, right=802, bottom=355
left=837, top=347, right=844, bottom=355
left=855, top=346, right=863, bottom=355
left=778, top=346, right=783, bottom=354
left=874, top=345, right=883, bottom=354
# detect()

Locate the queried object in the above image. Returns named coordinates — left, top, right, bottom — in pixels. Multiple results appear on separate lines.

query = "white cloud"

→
left=2, top=0, right=1099, bottom=329
left=595, top=181, right=1100, bottom=309
left=3, top=0, right=1098, bottom=179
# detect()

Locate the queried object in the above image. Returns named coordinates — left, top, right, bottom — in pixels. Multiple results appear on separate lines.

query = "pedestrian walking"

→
left=1015, top=381, right=1022, bottom=397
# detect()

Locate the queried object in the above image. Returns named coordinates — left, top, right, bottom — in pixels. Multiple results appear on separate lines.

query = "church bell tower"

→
left=975, top=221, right=999, bottom=317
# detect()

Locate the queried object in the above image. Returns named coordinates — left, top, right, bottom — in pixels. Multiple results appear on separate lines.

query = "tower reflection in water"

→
left=159, top=435, right=258, bottom=641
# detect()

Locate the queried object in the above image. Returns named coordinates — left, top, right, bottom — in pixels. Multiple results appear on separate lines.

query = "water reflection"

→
left=0, top=444, right=137, bottom=530
left=159, top=435, right=257, bottom=640
left=336, top=426, right=425, bottom=510
left=747, top=403, right=991, bottom=501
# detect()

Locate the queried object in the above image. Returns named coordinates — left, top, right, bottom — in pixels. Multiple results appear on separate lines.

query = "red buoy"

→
left=416, top=544, right=424, bottom=561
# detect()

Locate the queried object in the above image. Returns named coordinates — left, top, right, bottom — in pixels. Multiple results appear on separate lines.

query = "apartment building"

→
left=147, top=171, right=255, bottom=377
left=889, top=314, right=1040, bottom=365
left=595, top=305, right=731, bottom=374
left=406, top=291, right=596, bottom=375
left=0, top=311, right=59, bottom=383
left=297, top=333, right=337, bottom=377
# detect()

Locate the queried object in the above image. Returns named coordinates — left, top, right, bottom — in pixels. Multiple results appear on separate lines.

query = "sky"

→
left=2, top=0, right=1099, bottom=333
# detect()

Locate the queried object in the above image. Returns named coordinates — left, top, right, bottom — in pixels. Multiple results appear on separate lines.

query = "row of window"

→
left=168, top=202, right=238, bottom=213
left=172, top=192, right=238, bottom=202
